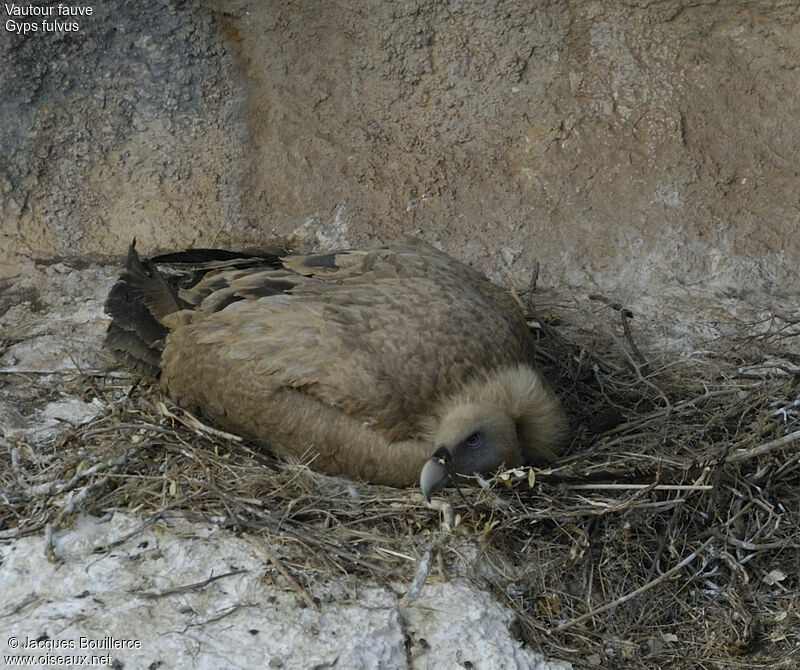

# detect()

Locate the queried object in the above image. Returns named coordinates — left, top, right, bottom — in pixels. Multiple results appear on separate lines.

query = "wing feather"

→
left=162, top=243, right=535, bottom=444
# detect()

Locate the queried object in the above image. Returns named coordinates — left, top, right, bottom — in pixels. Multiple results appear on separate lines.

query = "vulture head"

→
left=419, top=364, right=568, bottom=501
left=420, top=405, right=518, bottom=501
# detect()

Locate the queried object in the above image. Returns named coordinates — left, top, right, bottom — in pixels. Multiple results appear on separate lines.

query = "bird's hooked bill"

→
left=420, top=446, right=452, bottom=502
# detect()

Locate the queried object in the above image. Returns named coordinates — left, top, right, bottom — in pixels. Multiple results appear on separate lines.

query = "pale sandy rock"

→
left=0, top=513, right=571, bottom=670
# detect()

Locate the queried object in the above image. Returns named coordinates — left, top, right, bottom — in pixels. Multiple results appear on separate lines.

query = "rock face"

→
left=226, top=0, right=800, bottom=303
left=3, top=0, right=799, bottom=330
left=0, top=513, right=572, bottom=670
left=1, top=0, right=246, bottom=267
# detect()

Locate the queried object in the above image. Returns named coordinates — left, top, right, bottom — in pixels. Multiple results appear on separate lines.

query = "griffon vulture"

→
left=104, top=239, right=569, bottom=500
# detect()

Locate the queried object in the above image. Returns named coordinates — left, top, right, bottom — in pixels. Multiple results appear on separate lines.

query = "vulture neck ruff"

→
left=433, top=363, right=569, bottom=469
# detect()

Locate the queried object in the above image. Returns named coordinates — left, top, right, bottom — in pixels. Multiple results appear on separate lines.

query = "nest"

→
left=2, top=298, right=799, bottom=669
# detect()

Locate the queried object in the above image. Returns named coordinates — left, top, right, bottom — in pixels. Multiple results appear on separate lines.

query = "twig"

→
left=620, top=310, right=650, bottom=374
left=44, top=476, right=112, bottom=562
left=427, top=497, right=456, bottom=529
left=551, top=536, right=715, bottom=634
left=244, top=534, right=318, bottom=610
left=224, top=499, right=390, bottom=576
left=81, top=422, right=171, bottom=437
left=0, top=593, right=40, bottom=619
left=374, top=547, right=415, bottom=562
left=566, top=483, right=713, bottom=492
left=30, top=448, right=137, bottom=499
left=401, top=534, right=448, bottom=605
left=401, top=548, right=436, bottom=605
left=158, top=401, right=243, bottom=442
left=0, top=368, right=133, bottom=377
left=588, top=293, right=631, bottom=315
left=519, top=261, right=540, bottom=296
left=728, top=429, right=800, bottom=463
left=135, top=569, right=248, bottom=598
left=597, top=389, right=741, bottom=438
left=706, top=528, right=799, bottom=552
left=99, top=510, right=167, bottom=550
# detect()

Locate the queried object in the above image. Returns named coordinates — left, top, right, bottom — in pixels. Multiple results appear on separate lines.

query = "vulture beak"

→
left=420, top=446, right=452, bottom=502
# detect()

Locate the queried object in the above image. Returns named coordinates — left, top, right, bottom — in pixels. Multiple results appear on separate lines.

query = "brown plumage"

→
left=104, top=239, right=569, bottom=497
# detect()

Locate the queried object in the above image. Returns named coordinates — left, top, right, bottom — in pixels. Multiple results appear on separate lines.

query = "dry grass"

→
left=2, top=301, right=799, bottom=669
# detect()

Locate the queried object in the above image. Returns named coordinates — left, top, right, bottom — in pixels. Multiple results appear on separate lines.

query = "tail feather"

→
left=104, top=241, right=182, bottom=377
left=123, top=243, right=187, bottom=321
left=104, top=241, right=288, bottom=377
left=104, top=322, right=163, bottom=377
left=104, top=279, right=170, bottom=345
left=151, top=247, right=283, bottom=264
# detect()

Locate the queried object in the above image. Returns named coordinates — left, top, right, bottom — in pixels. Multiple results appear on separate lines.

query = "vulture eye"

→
left=464, top=432, right=483, bottom=448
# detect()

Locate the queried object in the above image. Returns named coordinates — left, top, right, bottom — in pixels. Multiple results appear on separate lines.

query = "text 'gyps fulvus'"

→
left=105, top=239, right=570, bottom=500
